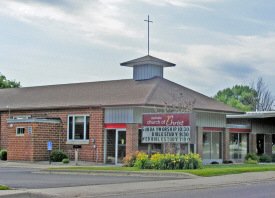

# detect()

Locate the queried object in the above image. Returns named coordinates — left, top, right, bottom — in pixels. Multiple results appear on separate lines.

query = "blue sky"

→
left=1, top=0, right=275, bottom=98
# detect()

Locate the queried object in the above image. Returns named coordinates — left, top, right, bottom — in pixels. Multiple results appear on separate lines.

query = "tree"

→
left=251, top=77, right=275, bottom=111
left=213, top=77, right=274, bottom=112
left=0, top=73, right=21, bottom=89
left=155, top=89, right=196, bottom=154
left=161, top=89, right=196, bottom=113
left=213, top=85, right=256, bottom=112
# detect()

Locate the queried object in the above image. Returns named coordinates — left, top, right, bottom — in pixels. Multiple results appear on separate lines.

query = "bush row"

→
left=0, top=150, right=69, bottom=162
left=244, top=152, right=275, bottom=164
left=0, top=150, right=7, bottom=160
left=122, top=152, right=202, bottom=170
left=50, top=150, right=68, bottom=162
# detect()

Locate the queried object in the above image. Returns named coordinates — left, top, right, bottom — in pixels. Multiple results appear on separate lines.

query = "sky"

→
left=1, top=0, right=275, bottom=98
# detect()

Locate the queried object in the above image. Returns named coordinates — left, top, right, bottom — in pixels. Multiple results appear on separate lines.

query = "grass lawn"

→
left=51, top=164, right=275, bottom=177
left=0, top=185, right=10, bottom=190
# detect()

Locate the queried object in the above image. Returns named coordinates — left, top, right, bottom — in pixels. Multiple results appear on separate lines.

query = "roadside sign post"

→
left=47, top=142, right=52, bottom=164
left=73, top=145, right=81, bottom=165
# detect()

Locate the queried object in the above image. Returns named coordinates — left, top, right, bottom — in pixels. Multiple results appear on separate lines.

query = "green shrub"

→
left=50, top=150, right=68, bottom=162
left=159, top=154, right=174, bottom=170
left=133, top=153, right=202, bottom=170
left=259, top=154, right=272, bottom=163
left=62, top=159, right=70, bottom=164
left=0, top=150, right=7, bottom=161
left=183, top=153, right=203, bottom=170
left=150, top=153, right=163, bottom=169
left=134, top=153, right=151, bottom=169
left=121, top=151, right=144, bottom=167
left=245, top=152, right=259, bottom=162
left=158, top=153, right=185, bottom=170
left=271, top=154, right=275, bottom=162
left=244, top=158, right=258, bottom=164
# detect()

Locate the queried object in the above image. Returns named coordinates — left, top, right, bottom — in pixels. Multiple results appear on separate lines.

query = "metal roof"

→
left=120, top=55, right=176, bottom=67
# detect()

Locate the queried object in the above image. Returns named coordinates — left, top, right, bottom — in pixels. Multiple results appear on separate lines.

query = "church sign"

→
left=142, top=113, right=196, bottom=144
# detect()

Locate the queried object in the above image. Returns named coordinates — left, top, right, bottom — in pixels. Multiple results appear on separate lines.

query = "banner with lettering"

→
left=142, top=113, right=196, bottom=144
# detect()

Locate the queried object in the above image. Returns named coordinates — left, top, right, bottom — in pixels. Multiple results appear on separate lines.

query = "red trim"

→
left=105, top=123, right=142, bottom=129
left=105, top=123, right=126, bottom=129
left=229, top=128, right=251, bottom=133
left=203, top=127, right=223, bottom=132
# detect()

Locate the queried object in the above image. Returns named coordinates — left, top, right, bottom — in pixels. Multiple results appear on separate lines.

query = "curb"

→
left=37, top=169, right=199, bottom=179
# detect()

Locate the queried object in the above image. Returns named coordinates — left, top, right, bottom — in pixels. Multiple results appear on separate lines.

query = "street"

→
left=0, top=165, right=275, bottom=198
left=0, top=167, right=181, bottom=189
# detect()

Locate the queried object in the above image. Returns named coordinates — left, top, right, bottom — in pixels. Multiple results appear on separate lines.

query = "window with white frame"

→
left=16, top=127, right=25, bottom=135
left=68, top=115, right=89, bottom=141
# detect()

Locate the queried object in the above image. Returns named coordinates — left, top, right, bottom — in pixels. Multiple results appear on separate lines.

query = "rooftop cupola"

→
left=120, top=55, right=176, bottom=81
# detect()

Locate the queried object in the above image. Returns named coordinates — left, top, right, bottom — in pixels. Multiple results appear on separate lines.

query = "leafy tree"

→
left=213, top=85, right=256, bottom=111
left=0, top=73, right=20, bottom=89
left=213, top=77, right=274, bottom=111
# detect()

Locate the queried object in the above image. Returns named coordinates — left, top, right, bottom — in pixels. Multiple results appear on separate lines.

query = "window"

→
left=203, top=131, right=222, bottom=159
left=229, top=133, right=249, bottom=159
left=16, top=127, right=25, bottom=135
left=67, top=115, right=89, bottom=141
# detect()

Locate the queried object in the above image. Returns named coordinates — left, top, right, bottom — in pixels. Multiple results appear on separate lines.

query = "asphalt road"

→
left=0, top=167, right=182, bottom=189
left=108, top=181, right=275, bottom=198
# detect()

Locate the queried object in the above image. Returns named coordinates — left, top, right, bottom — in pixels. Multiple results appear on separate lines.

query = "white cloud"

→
left=0, top=0, right=142, bottom=40
left=139, top=0, right=223, bottom=10
left=149, top=33, right=275, bottom=95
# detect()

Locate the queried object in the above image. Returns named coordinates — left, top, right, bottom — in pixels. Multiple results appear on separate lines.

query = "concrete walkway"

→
left=1, top=161, right=275, bottom=198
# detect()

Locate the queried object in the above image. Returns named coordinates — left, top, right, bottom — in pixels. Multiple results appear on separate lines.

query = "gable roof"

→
left=120, top=55, right=176, bottom=67
left=0, top=77, right=243, bottom=113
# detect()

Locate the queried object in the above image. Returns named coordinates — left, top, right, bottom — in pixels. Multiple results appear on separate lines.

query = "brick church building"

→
left=0, top=55, right=273, bottom=164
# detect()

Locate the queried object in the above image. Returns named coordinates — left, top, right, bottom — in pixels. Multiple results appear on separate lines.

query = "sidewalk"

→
left=1, top=161, right=275, bottom=198
left=0, top=160, right=107, bottom=169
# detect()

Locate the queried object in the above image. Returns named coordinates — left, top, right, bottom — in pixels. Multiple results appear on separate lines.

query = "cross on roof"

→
left=144, top=15, right=153, bottom=55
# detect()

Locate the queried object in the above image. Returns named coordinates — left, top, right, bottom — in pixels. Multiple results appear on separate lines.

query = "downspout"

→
left=59, top=118, right=62, bottom=151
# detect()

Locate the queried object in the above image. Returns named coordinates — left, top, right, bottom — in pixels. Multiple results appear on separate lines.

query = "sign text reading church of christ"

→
left=142, top=113, right=196, bottom=144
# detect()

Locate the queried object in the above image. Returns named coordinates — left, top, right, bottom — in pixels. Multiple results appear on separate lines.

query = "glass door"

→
left=105, top=129, right=116, bottom=164
left=230, top=133, right=249, bottom=159
left=116, top=130, right=126, bottom=164
left=257, top=134, right=265, bottom=155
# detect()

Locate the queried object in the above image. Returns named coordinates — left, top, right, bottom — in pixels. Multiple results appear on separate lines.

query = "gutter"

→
left=0, top=104, right=244, bottom=115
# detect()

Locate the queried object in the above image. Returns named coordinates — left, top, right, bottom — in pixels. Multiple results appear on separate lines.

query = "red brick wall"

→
left=223, top=128, right=230, bottom=161
left=196, top=127, right=203, bottom=158
left=126, top=123, right=139, bottom=155
left=265, top=134, right=272, bottom=156
left=1, top=112, right=9, bottom=151
left=250, top=133, right=257, bottom=154
left=7, top=122, right=61, bottom=161
left=1, top=108, right=105, bottom=162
